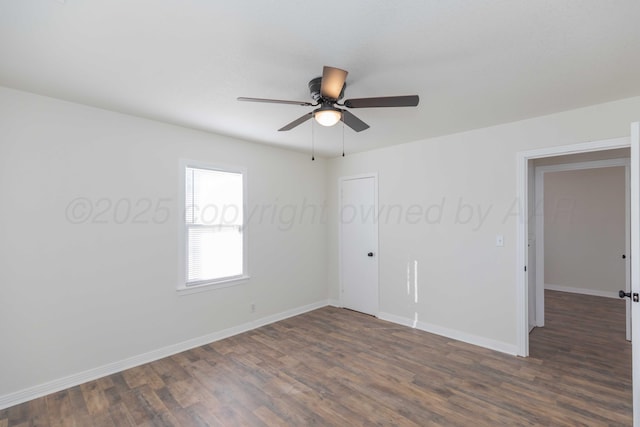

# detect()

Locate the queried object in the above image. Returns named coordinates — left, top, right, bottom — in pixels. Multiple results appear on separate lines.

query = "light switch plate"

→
left=496, top=235, right=504, bottom=247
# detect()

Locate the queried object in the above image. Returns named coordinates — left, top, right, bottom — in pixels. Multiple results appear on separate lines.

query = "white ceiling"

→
left=1, top=1, right=639, bottom=157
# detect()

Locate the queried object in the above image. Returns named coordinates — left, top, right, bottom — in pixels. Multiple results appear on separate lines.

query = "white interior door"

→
left=630, top=122, right=640, bottom=426
left=527, top=237, right=536, bottom=332
left=340, top=175, right=379, bottom=316
left=626, top=163, right=632, bottom=341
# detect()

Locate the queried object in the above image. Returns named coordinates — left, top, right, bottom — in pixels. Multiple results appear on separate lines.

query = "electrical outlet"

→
left=250, top=303, right=256, bottom=313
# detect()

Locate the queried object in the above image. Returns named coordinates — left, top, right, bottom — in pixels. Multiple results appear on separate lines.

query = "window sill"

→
left=177, top=275, right=250, bottom=295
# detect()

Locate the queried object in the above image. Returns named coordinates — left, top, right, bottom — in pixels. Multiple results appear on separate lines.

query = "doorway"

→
left=339, top=174, right=379, bottom=316
left=532, top=158, right=630, bottom=339
left=516, top=127, right=640, bottom=425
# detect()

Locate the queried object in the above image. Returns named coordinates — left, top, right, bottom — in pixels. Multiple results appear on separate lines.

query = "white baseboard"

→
left=377, top=312, right=518, bottom=356
left=0, top=299, right=330, bottom=411
left=327, top=298, right=341, bottom=307
left=545, top=284, right=620, bottom=299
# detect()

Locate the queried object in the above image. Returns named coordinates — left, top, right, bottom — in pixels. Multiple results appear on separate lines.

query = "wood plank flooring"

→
left=1, top=290, right=631, bottom=426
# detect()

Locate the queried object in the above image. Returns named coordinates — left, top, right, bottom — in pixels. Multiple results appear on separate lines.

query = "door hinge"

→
left=634, top=293, right=639, bottom=302
left=524, top=266, right=527, bottom=272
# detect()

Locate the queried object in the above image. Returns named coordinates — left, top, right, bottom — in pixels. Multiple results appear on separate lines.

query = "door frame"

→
left=631, top=122, right=640, bottom=427
left=516, top=136, right=631, bottom=357
left=533, top=158, right=630, bottom=330
left=338, top=173, right=380, bottom=314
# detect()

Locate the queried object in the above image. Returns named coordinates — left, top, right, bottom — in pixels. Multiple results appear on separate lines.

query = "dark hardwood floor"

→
left=1, top=290, right=631, bottom=426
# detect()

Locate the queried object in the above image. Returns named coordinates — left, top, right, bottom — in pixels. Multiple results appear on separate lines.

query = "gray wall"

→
left=544, top=167, right=626, bottom=295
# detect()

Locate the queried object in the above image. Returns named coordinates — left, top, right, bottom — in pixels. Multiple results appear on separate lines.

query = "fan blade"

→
left=341, top=110, right=370, bottom=132
left=278, top=112, right=313, bottom=131
left=320, top=66, right=348, bottom=100
left=238, top=97, right=313, bottom=106
left=344, top=95, right=419, bottom=108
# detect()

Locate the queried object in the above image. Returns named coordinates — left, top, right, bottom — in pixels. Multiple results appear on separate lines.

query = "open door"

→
left=631, top=121, right=640, bottom=426
left=626, top=161, right=632, bottom=341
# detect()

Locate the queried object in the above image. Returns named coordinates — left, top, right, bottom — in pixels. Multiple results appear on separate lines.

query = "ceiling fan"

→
left=238, top=66, right=419, bottom=132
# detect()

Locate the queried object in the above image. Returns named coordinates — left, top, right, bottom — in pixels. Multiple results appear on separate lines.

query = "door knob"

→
left=367, top=252, right=374, bottom=257
left=620, top=290, right=640, bottom=302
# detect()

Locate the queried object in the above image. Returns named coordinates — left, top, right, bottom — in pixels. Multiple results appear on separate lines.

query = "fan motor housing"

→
left=308, top=77, right=346, bottom=102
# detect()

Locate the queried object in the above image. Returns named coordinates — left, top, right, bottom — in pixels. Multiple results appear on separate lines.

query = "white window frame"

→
left=178, top=159, right=249, bottom=294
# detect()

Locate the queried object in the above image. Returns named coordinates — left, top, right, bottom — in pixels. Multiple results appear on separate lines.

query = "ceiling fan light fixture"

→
left=238, top=65, right=419, bottom=132
left=314, top=106, right=342, bottom=127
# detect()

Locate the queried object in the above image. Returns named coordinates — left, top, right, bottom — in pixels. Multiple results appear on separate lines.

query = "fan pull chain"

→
left=311, top=119, right=315, bottom=161
left=342, top=118, right=345, bottom=157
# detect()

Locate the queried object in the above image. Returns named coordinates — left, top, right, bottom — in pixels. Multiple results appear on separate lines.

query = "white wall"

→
left=544, top=167, right=626, bottom=295
left=327, top=96, right=640, bottom=352
left=0, top=87, right=328, bottom=402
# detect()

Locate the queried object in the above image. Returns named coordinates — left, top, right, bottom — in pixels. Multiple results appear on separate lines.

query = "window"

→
left=180, top=162, right=247, bottom=290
